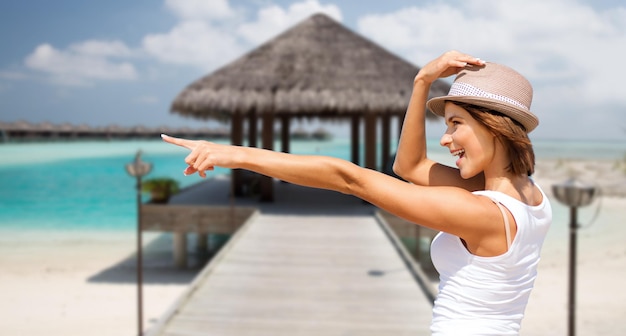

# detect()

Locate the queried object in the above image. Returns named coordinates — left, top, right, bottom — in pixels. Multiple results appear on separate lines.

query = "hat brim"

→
left=426, top=95, right=539, bottom=133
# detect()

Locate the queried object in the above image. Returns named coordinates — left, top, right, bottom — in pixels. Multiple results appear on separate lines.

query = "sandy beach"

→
left=0, top=232, right=201, bottom=335
left=0, top=158, right=624, bottom=335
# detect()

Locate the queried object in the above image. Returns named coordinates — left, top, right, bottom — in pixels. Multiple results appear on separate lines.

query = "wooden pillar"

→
left=281, top=115, right=290, bottom=153
left=381, top=114, right=391, bottom=173
left=351, top=115, right=360, bottom=165
left=197, top=233, right=208, bottom=252
left=231, top=113, right=244, bottom=196
left=280, top=115, right=291, bottom=185
left=365, top=113, right=377, bottom=170
left=260, top=113, right=274, bottom=202
left=248, top=112, right=257, bottom=148
left=173, top=232, right=187, bottom=269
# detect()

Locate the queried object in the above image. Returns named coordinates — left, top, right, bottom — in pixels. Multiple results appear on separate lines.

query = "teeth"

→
left=452, top=149, right=465, bottom=157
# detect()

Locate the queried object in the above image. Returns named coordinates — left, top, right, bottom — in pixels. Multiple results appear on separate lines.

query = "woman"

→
left=162, top=50, right=551, bottom=335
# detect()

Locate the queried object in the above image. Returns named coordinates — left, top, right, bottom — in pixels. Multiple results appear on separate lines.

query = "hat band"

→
left=448, top=82, right=528, bottom=110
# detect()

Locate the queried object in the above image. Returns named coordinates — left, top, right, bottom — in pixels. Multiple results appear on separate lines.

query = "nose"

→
left=440, top=132, right=452, bottom=147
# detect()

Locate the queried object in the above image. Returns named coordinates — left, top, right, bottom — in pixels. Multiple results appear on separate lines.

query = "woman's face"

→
left=440, top=102, right=496, bottom=179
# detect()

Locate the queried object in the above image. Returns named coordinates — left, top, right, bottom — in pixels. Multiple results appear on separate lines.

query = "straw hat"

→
left=426, top=62, right=539, bottom=132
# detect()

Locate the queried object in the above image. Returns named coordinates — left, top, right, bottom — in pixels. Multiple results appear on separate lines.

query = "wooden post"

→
left=364, top=113, right=377, bottom=171
left=231, top=113, right=244, bottom=196
left=381, top=114, right=391, bottom=173
left=260, top=113, right=274, bottom=202
left=197, top=233, right=208, bottom=252
left=231, top=113, right=244, bottom=145
left=248, top=112, right=257, bottom=148
left=281, top=115, right=290, bottom=153
left=351, top=115, right=360, bottom=166
left=280, top=115, right=291, bottom=184
left=173, top=232, right=187, bottom=269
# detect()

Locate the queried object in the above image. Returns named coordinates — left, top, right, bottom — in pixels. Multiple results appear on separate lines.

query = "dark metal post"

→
left=568, top=206, right=577, bottom=336
left=126, top=151, right=151, bottom=336
left=136, top=175, right=144, bottom=336
left=552, top=178, right=596, bottom=336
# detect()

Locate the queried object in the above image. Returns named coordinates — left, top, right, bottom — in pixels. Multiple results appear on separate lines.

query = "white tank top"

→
left=430, top=186, right=552, bottom=335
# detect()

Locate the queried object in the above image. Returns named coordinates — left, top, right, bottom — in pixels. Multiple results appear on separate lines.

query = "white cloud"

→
left=238, top=0, right=342, bottom=45
left=356, top=0, right=626, bottom=107
left=142, top=20, right=244, bottom=70
left=69, top=40, right=135, bottom=58
left=16, top=0, right=344, bottom=86
left=165, top=0, right=235, bottom=21
left=24, top=41, right=138, bottom=86
left=143, top=0, right=342, bottom=70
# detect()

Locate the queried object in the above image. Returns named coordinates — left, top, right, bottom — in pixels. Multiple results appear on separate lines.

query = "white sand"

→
left=0, top=159, right=624, bottom=335
left=0, top=232, right=200, bottom=336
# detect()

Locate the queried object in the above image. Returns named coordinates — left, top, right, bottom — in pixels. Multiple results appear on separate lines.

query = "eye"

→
left=445, top=116, right=462, bottom=127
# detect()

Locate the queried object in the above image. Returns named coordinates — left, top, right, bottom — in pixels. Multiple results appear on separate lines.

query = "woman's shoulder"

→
left=473, top=182, right=547, bottom=208
left=473, top=184, right=552, bottom=225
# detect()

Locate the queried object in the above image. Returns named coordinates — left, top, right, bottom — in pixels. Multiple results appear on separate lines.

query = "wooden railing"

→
left=377, top=210, right=438, bottom=274
left=140, top=204, right=258, bottom=268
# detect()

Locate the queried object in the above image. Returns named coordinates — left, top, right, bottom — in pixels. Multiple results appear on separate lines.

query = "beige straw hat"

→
left=426, top=62, right=539, bottom=132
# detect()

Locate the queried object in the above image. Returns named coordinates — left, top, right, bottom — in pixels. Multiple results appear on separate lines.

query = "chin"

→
left=459, top=169, right=480, bottom=180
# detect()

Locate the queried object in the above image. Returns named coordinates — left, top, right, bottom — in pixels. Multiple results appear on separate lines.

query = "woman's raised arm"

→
left=393, top=51, right=485, bottom=190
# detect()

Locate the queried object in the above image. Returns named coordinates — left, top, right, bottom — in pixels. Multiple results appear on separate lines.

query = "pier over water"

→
left=145, top=177, right=436, bottom=335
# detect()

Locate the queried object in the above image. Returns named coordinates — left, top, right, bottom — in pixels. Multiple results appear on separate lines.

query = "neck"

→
left=483, top=139, right=531, bottom=195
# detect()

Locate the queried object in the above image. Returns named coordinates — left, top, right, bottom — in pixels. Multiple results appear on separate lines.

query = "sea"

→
left=0, top=137, right=624, bottom=234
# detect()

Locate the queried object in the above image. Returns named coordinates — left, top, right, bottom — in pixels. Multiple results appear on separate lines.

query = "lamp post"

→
left=125, top=151, right=152, bottom=336
left=552, top=178, right=597, bottom=336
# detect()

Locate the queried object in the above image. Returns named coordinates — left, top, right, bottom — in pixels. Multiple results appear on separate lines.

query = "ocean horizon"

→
left=0, top=137, right=623, bottom=233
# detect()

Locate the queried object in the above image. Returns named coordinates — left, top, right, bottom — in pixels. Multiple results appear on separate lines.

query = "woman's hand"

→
left=414, top=50, right=485, bottom=85
left=161, top=134, right=238, bottom=178
left=393, top=50, right=486, bottom=189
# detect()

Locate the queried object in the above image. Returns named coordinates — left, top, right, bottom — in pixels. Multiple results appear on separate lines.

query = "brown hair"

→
left=455, top=102, right=535, bottom=176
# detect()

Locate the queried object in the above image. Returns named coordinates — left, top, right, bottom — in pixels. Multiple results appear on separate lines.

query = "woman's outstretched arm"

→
left=161, top=134, right=508, bottom=256
left=393, top=51, right=484, bottom=190
left=162, top=134, right=368, bottom=195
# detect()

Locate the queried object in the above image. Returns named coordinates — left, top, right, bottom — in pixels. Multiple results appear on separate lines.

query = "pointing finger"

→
left=183, top=165, right=197, bottom=176
left=161, top=134, right=196, bottom=149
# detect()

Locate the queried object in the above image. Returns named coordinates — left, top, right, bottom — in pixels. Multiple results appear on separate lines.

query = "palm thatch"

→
left=171, top=13, right=448, bottom=121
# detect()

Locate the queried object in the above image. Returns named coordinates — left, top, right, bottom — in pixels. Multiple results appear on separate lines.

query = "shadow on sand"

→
left=87, top=233, right=212, bottom=285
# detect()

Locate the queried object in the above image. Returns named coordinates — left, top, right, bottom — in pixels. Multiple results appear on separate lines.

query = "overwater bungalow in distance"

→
left=0, top=120, right=231, bottom=143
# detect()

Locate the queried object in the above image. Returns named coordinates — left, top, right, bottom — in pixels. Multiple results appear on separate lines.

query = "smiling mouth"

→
left=451, top=149, right=465, bottom=158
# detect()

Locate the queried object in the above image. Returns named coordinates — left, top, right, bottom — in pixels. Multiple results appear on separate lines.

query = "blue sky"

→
left=0, top=0, right=625, bottom=140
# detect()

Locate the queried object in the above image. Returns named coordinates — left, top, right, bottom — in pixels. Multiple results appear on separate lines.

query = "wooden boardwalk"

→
left=147, top=178, right=435, bottom=335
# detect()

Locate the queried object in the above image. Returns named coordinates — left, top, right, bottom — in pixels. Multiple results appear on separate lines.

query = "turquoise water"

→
left=0, top=138, right=623, bottom=232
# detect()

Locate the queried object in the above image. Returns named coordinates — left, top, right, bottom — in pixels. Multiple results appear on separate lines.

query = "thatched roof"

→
left=171, top=13, right=449, bottom=120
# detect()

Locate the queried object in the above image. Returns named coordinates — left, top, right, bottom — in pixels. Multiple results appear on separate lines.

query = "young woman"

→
left=162, top=50, right=552, bottom=335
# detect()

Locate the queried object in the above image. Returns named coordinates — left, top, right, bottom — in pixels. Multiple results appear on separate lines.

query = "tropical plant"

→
left=141, top=177, right=180, bottom=203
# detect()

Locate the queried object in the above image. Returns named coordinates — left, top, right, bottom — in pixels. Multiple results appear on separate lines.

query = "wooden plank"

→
left=146, top=210, right=261, bottom=336
left=149, top=213, right=434, bottom=335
